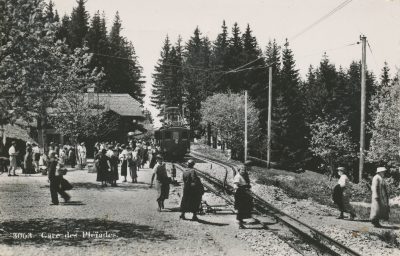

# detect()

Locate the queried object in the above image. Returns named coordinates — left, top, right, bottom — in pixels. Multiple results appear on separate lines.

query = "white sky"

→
left=51, top=0, right=400, bottom=127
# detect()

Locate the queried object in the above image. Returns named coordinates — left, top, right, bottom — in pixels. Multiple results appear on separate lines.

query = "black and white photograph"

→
left=1, top=0, right=400, bottom=255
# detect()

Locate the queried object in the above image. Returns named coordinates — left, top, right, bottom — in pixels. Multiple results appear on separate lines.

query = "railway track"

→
left=173, top=153, right=361, bottom=256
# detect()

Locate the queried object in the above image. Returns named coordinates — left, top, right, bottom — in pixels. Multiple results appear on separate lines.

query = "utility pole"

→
left=359, top=35, right=367, bottom=182
left=244, top=90, right=248, bottom=162
left=267, top=66, right=272, bottom=168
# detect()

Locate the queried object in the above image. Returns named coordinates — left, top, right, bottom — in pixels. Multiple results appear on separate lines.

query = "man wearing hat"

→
left=370, top=167, right=390, bottom=227
left=8, top=141, right=18, bottom=176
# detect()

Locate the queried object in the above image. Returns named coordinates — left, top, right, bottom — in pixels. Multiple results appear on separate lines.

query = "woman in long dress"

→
left=233, top=162, right=253, bottom=228
left=335, top=167, right=356, bottom=220
left=370, top=167, right=390, bottom=227
left=119, top=145, right=128, bottom=182
left=150, top=155, right=170, bottom=211
left=179, top=159, right=204, bottom=221
left=95, top=149, right=109, bottom=187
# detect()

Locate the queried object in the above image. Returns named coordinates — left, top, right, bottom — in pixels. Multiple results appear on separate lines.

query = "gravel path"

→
left=0, top=163, right=298, bottom=256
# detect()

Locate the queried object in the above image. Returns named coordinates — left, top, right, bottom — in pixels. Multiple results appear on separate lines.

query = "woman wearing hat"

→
left=370, top=167, right=390, bottom=227
left=335, top=167, right=356, bottom=220
left=179, top=159, right=204, bottom=221
left=150, top=155, right=170, bottom=211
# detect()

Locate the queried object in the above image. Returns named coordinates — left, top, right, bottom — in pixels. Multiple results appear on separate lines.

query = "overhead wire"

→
left=289, top=0, right=353, bottom=42
left=223, top=0, right=354, bottom=76
left=366, top=39, right=380, bottom=71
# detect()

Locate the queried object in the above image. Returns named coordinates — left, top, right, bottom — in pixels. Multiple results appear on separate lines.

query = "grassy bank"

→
left=192, top=143, right=400, bottom=223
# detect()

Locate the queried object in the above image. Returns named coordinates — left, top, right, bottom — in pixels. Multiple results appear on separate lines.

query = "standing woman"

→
left=119, top=145, right=128, bottom=182
left=336, top=167, right=356, bottom=220
left=179, top=159, right=204, bottom=221
left=150, top=155, right=170, bottom=211
left=95, top=149, right=110, bottom=187
left=233, top=161, right=253, bottom=228
left=109, top=148, right=119, bottom=187
left=370, top=167, right=390, bottom=227
left=24, top=146, right=35, bottom=174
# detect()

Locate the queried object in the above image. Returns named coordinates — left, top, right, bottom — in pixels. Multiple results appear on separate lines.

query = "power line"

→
left=366, top=39, right=380, bottom=71
left=219, top=0, right=354, bottom=78
left=290, top=0, right=353, bottom=42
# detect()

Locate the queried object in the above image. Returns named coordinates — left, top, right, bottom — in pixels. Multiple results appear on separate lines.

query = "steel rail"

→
left=185, top=153, right=361, bottom=256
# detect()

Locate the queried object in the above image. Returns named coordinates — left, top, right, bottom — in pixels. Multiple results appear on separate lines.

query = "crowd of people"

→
left=93, top=140, right=160, bottom=187
left=0, top=138, right=393, bottom=228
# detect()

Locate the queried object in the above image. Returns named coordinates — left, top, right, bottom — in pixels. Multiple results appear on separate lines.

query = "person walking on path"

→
left=95, top=148, right=110, bottom=187
left=370, top=167, right=390, bottom=227
left=179, top=159, right=204, bottom=221
left=119, top=145, right=128, bottom=182
left=8, top=141, right=18, bottom=176
left=150, top=155, right=170, bottom=211
left=233, top=161, right=253, bottom=229
left=334, top=167, right=356, bottom=220
left=48, top=152, right=70, bottom=205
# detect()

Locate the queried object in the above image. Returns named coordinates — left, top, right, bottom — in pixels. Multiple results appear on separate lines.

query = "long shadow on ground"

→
left=41, top=182, right=152, bottom=191
left=0, top=218, right=175, bottom=246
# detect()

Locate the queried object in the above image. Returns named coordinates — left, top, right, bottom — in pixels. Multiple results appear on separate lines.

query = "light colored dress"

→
left=370, top=174, right=389, bottom=221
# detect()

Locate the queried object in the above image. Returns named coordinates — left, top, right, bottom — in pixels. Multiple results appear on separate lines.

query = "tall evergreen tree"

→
left=104, top=12, right=145, bottom=102
left=151, top=36, right=171, bottom=110
left=226, top=22, right=243, bottom=92
left=212, top=20, right=229, bottom=92
left=183, top=27, right=212, bottom=137
left=275, top=40, right=308, bottom=167
left=86, top=11, right=108, bottom=79
left=68, top=0, right=89, bottom=49
left=56, top=14, right=70, bottom=44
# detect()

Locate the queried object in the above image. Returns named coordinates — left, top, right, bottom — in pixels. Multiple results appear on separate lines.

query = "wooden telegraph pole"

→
left=244, top=90, right=248, bottom=162
left=267, top=66, right=272, bottom=168
left=359, top=35, right=367, bottom=182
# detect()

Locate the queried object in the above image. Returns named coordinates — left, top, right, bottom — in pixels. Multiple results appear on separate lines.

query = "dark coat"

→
left=109, top=155, right=119, bottom=181
left=95, top=152, right=109, bottom=182
left=180, top=168, right=204, bottom=213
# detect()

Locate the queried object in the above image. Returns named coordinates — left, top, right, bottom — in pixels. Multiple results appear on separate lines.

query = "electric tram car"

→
left=154, top=107, right=190, bottom=161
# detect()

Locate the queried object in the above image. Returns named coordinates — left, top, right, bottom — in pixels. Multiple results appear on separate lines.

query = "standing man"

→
left=179, top=159, right=204, bottom=221
left=8, top=141, right=18, bottom=176
left=77, top=142, right=87, bottom=168
left=370, top=167, right=390, bottom=227
left=48, top=152, right=70, bottom=205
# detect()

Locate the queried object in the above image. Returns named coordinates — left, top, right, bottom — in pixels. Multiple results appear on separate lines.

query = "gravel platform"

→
left=0, top=164, right=299, bottom=256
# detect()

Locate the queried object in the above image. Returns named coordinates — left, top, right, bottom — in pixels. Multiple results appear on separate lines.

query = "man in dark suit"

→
left=48, top=152, right=70, bottom=205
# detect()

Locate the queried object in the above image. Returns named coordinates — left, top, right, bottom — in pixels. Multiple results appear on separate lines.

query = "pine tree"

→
left=276, top=40, right=308, bottom=167
left=151, top=36, right=171, bottom=111
left=212, top=20, right=229, bottom=92
left=86, top=11, right=108, bottom=79
left=56, top=14, right=70, bottom=44
left=104, top=12, right=145, bottom=102
left=183, top=27, right=212, bottom=137
left=68, top=0, right=89, bottom=49
left=226, top=22, right=243, bottom=92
